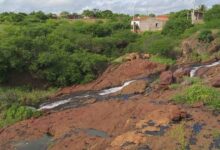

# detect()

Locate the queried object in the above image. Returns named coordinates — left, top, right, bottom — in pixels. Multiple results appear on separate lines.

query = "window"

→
left=156, top=23, right=159, bottom=28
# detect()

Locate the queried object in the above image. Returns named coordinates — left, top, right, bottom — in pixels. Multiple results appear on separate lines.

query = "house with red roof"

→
left=131, top=15, right=169, bottom=32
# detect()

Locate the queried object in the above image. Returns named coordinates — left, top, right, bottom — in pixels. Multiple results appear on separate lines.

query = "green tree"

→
left=149, top=13, right=156, bottom=17
left=162, top=10, right=192, bottom=36
left=60, top=11, right=70, bottom=18
left=204, top=4, right=220, bottom=22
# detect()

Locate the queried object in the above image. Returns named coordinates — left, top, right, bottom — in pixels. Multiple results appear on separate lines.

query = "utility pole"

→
left=132, top=0, right=138, bottom=32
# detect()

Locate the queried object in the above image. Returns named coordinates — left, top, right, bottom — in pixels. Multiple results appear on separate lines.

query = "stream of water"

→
left=190, top=60, right=220, bottom=77
left=38, top=60, right=220, bottom=111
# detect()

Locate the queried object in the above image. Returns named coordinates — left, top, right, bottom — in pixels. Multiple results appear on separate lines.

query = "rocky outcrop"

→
left=111, top=131, right=148, bottom=147
left=122, top=53, right=150, bottom=61
left=211, top=76, right=220, bottom=87
left=178, top=35, right=220, bottom=65
left=1, top=87, right=220, bottom=150
left=173, top=68, right=190, bottom=82
left=54, top=59, right=166, bottom=97
left=159, top=71, right=173, bottom=87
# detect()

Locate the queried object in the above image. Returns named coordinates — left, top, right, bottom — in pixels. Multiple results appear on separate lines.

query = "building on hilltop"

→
left=131, top=15, right=169, bottom=33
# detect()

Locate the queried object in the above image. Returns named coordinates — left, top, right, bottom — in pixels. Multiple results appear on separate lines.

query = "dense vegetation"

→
left=1, top=5, right=220, bottom=87
left=0, top=11, right=133, bottom=86
left=0, top=87, right=55, bottom=127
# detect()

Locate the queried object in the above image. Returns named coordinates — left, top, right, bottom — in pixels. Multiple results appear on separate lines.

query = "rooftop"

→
left=132, top=15, right=169, bottom=21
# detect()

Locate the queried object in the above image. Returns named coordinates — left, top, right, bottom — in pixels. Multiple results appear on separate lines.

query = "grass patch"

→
left=183, top=77, right=202, bottom=85
left=169, top=123, right=187, bottom=150
left=212, top=129, right=220, bottom=139
left=0, top=87, right=56, bottom=108
left=111, top=56, right=124, bottom=64
left=169, top=83, right=181, bottom=90
left=173, top=84, right=220, bottom=110
left=0, top=104, right=41, bottom=128
left=0, top=87, right=56, bottom=128
left=150, top=55, right=176, bottom=65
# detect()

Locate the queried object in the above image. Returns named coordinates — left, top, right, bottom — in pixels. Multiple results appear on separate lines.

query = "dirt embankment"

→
left=54, top=59, right=166, bottom=97
left=178, top=32, right=220, bottom=66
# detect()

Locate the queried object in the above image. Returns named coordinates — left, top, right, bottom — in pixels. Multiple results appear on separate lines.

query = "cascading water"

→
left=39, top=98, right=71, bottom=110
left=190, top=60, right=220, bottom=77
left=98, top=80, right=135, bottom=96
left=38, top=80, right=136, bottom=110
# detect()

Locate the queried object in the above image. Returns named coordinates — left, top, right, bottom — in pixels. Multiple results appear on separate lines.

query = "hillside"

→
left=0, top=5, right=220, bottom=150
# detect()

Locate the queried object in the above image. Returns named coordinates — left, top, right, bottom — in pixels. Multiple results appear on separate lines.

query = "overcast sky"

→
left=0, top=0, right=219, bottom=15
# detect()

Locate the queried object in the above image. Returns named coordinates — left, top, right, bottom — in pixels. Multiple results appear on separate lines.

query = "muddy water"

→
left=14, top=134, right=52, bottom=150
left=85, top=128, right=109, bottom=138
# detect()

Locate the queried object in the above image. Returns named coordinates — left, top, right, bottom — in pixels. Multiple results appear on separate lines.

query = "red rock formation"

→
left=53, top=59, right=166, bottom=97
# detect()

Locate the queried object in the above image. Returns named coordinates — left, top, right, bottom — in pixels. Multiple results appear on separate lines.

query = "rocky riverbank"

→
left=1, top=57, right=220, bottom=150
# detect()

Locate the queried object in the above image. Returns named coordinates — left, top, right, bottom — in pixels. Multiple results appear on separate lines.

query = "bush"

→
left=198, top=30, right=214, bottom=43
left=34, top=51, right=108, bottom=86
left=150, top=55, right=176, bottom=65
left=204, top=5, right=220, bottom=22
left=0, top=105, right=41, bottom=128
left=0, top=87, right=56, bottom=109
left=173, top=84, right=220, bottom=110
left=162, top=10, right=192, bottom=36
left=183, top=77, right=202, bottom=85
left=147, top=37, right=177, bottom=57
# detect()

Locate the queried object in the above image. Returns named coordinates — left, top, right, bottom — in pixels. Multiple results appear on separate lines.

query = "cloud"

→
left=0, top=0, right=219, bottom=14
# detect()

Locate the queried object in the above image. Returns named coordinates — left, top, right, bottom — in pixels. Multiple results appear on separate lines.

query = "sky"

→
left=0, top=0, right=219, bottom=15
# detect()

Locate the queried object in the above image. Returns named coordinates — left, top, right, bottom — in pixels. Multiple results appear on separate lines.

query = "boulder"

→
left=136, top=106, right=188, bottom=132
left=123, top=53, right=141, bottom=61
left=118, top=80, right=148, bottom=95
left=122, top=53, right=151, bottom=62
left=111, top=131, right=147, bottom=147
left=173, top=68, right=190, bottom=82
left=211, top=76, right=220, bottom=88
left=142, top=53, right=151, bottom=59
left=159, top=71, right=173, bottom=86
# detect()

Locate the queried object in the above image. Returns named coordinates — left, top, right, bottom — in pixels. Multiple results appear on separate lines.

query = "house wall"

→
left=131, top=21, right=140, bottom=27
left=191, top=11, right=204, bottom=24
left=139, top=18, right=166, bottom=32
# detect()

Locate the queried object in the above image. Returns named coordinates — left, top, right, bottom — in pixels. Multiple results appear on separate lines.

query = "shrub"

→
left=0, top=105, right=41, bottom=128
left=204, top=5, right=220, bottom=22
left=173, top=84, right=220, bottom=110
left=147, top=37, right=177, bottom=57
left=169, top=123, right=186, bottom=150
left=162, top=10, right=193, bottom=36
left=183, top=77, right=202, bottom=85
left=0, top=87, right=56, bottom=109
left=169, top=83, right=181, bottom=90
left=198, top=30, right=214, bottom=43
left=150, top=55, right=176, bottom=65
